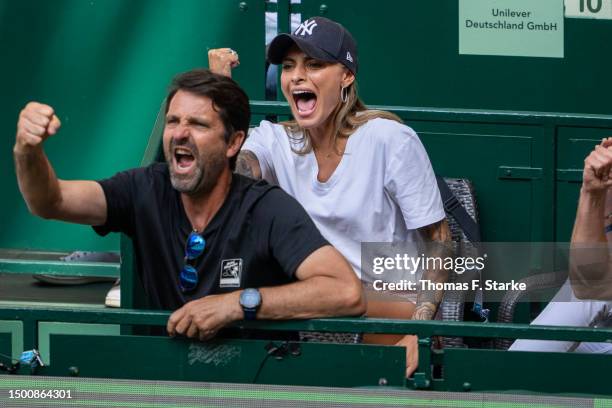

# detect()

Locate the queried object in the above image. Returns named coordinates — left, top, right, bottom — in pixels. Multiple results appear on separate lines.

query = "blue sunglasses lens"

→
left=180, top=232, right=206, bottom=292
left=185, top=232, right=206, bottom=259
left=180, top=264, right=198, bottom=291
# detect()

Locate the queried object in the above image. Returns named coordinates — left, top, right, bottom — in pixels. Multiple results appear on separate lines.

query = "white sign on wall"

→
left=459, top=0, right=564, bottom=58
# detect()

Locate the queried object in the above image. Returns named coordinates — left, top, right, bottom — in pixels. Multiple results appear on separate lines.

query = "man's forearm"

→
left=570, top=188, right=611, bottom=298
left=571, top=188, right=607, bottom=244
left=169, top=250, right=366, bottom=339
left=14, top=146, right=62, bottom=219
left=257, top=275, right=365, bottom=320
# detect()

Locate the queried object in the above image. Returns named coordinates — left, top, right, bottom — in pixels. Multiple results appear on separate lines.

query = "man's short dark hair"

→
left=166, top=69, right=250, bottom=171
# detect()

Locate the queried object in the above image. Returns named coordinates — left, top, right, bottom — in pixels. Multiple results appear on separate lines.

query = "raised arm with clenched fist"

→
left=13, top=102, right=107, bottom=225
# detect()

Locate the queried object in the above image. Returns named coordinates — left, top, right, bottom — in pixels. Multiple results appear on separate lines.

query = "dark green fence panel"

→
left=298, top=1, right=612, bottom=115
left=414, top=121, right=552, bottom=242
left=412, top=120, right=553, bottom=305
left=45, top=334, right=406, bottom=387
left=0, top=333, right=11, bottom=361
left=444, top=348, right=612, bottom=396
left=0, top=0, right=265, bottom=253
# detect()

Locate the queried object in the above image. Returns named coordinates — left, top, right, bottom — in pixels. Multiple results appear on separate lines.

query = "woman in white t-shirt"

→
left=209, top=16, right=449, bottom=377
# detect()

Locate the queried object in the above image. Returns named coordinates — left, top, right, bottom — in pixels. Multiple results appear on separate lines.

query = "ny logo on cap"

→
left=295, top=19, right=318, bottom=36
left=346, top=51, right=353, bottom=63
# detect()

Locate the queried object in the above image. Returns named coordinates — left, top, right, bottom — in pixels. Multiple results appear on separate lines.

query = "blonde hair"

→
left=281, top=81, right=403, bottom=155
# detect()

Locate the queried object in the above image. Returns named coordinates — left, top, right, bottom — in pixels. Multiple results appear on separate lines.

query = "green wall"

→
left=300, top=1, right=612, bottom=115
left=2, top=0, right=611, bottom=253
left=0, top=0, right=265, bottom=252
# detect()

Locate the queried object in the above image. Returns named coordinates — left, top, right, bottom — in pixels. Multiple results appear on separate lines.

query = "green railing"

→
left=2, top=303, right=612, bottom=341
left=2, top=303, right=612, bottom=395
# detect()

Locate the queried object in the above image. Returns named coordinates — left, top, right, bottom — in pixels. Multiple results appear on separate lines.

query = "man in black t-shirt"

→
left=14, top=69, right=365, bottom=341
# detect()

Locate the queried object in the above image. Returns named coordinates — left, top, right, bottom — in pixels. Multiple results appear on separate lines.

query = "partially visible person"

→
left=509, top=280, right=612, bottom=353
left=209, top=17, right=451, bottom=376
left=510, top=138, right=612, bottom=353
left=14, top=69, right=365, bottom=340
left=570, top=137, right=612, bottom=300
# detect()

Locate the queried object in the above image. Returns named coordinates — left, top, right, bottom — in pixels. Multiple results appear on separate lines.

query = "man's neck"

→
left=181, top=169, right=233, bottom=232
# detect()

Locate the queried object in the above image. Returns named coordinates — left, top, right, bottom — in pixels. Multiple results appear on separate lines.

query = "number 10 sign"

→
left=565, top=0, right=612, bottom=19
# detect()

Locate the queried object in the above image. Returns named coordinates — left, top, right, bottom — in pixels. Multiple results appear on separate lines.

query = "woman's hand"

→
left=395, top=334, right=419, bottom=378
left=208, top=48, right=240, bottom=78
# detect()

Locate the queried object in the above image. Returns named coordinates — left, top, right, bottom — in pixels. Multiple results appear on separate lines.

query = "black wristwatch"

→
left=239, top=288, right=262, bottom=320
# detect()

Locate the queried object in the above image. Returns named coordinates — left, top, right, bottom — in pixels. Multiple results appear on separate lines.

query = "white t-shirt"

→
left=509, top=280, right=612, bottom=353
left=242, top=118, right=445, bottom=281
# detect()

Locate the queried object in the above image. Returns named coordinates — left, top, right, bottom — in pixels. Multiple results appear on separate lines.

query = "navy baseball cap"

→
left=267, top=16, right=358, bottom=74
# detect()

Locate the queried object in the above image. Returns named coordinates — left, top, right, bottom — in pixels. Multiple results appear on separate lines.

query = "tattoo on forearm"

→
left=414, top=220, right=452, bottom=320
left=413, top=302, right=436, bottom=320
left=235, top=150, right=262, bottom=180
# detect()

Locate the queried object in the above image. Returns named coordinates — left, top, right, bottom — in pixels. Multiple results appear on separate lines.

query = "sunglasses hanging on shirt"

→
left=180, top=230, right=206, bottom=292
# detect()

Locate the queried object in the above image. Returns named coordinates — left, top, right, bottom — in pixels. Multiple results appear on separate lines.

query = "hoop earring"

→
left=341, top=86, right=348, bottom=103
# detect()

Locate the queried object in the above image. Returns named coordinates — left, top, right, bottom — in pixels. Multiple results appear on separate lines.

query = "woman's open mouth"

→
left=292, top=90, right=317, bottom=117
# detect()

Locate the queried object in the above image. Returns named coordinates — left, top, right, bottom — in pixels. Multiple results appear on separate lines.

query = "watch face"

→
left=241, top=288, right=261, bottom=309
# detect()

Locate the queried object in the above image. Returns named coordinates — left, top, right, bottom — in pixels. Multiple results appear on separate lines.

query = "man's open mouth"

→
left=292, top=90, right=317, bottom=116
left=173, top=148, right=196, bottom=173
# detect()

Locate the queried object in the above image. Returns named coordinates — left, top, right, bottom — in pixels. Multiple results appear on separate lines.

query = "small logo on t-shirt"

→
left=220, top=258, right=242, bottom=287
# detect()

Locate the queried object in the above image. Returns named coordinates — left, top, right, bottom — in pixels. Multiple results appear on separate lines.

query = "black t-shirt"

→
left=94, top=163, right=329, bottom=310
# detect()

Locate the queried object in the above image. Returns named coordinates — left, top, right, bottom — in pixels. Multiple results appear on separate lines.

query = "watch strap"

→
left=243, top=307, right=257, bottom=320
